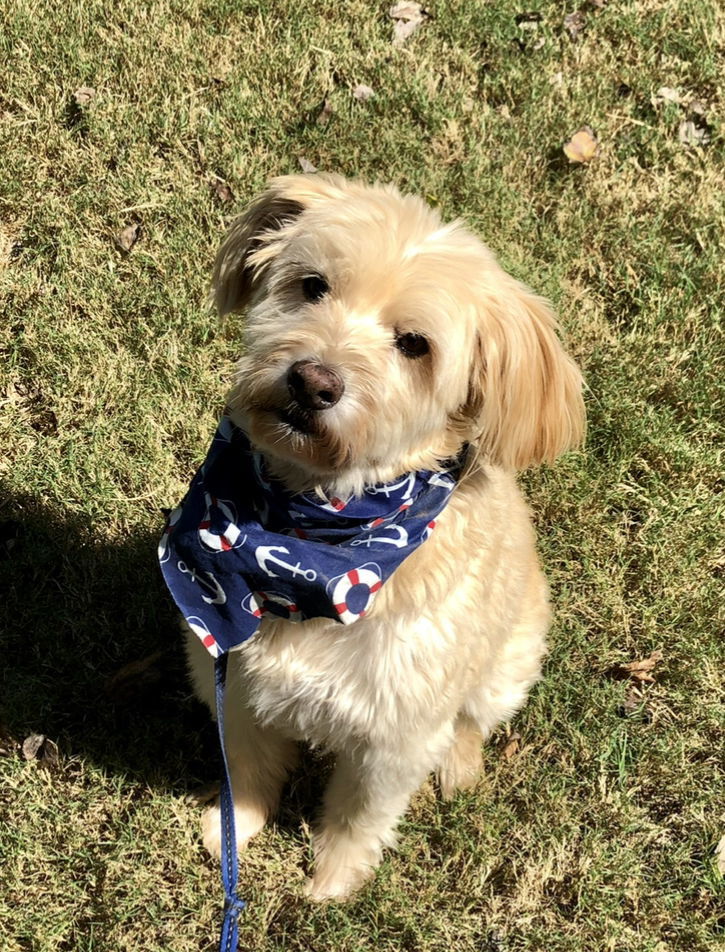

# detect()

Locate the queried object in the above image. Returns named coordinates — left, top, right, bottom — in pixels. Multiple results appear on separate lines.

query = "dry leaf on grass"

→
left=73, top=86, right=96, bottom=107
left=714, top=835, right=725, bottom=876
left=298, top=157, right=318, bottom=174
left=353, top=84, right=374, bottom=102
left=563, top=125, right=599, bottom=163
left=389, top=2, right=429, bottom=47
left=613, top=649, right=664, bottom=683
left=654, top=86, right=683, bottom=104
left=515, top=12, right=545, bottom=50
left=316, top=99, right=334, bottom=127
left=501, top=731, right=521, bottom=760
left=564, top=10, right=586, bottom=40
left=620, top=682, right=653, bottom=721
left=678, top=118, right=711, bottom=147
left=22, top=733, right=60, bottom=767
left=105, top=650, right=164, bottom=702
left=115, top=221, right=141, bottom=253
left=515, top=11, right=541, bottom=28
left=210, top=177, right=234, bottom=203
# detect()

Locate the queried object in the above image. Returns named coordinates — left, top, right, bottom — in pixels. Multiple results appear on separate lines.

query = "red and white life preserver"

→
left=331, top=565, right=382, bottom=624
left=186, top=615, right=221, bottom=658
left=198, top=492, right=243, bottom=552
left=158, top=506, right=182, bottom=564
left=242, top=591, right=303, bottom=622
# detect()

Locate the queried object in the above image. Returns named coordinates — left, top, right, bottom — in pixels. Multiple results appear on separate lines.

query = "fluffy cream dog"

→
left=184, top=173, right=585, bottom=900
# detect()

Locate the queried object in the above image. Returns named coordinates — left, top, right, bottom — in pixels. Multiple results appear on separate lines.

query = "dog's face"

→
left=214, top=175, right=584, bottom=492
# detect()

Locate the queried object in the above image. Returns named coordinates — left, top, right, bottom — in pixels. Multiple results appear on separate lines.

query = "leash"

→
left=214, top=654, right=245, bottom=952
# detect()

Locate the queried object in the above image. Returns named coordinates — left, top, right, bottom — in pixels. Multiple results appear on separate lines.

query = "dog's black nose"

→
left=287, top=360, right=345, bottom=410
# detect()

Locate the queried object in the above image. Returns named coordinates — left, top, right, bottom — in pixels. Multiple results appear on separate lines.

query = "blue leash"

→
left=214, top=654, right=245, bottom=952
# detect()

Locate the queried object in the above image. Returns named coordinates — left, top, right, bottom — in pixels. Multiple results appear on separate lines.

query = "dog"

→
left=182, top=173, right=585, bottom=901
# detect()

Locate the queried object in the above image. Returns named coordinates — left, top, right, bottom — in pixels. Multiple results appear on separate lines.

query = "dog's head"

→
left=215, top=174, right=584, bottom=492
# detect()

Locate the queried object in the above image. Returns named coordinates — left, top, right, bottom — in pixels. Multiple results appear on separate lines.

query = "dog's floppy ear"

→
left=464, top=274, right=585, bottom=470
left=212, top=174, right=347, bottom=317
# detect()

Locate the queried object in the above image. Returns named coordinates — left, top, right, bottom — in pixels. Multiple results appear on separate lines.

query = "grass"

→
left=0, top=0, right=723, bottom=949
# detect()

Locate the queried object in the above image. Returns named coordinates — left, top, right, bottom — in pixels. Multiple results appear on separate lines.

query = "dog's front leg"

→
left=306, top=730, right=451, bottom=901
left=202, top=703, right=298, bottom=859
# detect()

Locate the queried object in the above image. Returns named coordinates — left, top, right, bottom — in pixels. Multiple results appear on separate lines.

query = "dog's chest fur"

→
left=231, top=468, right=536, bottom=751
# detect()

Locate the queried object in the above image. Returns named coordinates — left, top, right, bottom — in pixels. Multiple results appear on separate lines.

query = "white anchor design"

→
left=427, top=471, right=455, bottom=490
left=255, top=545, right=318, bottom=581
left=351, top=525, right=409, bottom=548
left=366, top=472, right=416, bottom=500
left=177, top=561, right=227, bottom=605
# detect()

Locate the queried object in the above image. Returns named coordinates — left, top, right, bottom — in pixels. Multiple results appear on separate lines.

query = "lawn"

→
left=0, top=1, right=723, bottom=950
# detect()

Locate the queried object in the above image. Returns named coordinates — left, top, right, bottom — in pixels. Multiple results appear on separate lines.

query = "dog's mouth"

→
left=275, top=405, right=318, bottom=436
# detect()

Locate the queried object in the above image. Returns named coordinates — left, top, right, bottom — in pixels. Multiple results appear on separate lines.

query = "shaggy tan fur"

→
left=185, top=174, right=585, bottom=900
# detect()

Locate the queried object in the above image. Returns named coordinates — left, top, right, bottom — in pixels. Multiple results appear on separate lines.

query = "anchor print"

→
left=427, top=471, right=456, bottom=491
left=177, top=561, right=227, bottom=605
left=366, top=472, right=416, bottom=500
left=255, top=545, right=318, bottom=581
left=351, top=524, right=409, bottom=548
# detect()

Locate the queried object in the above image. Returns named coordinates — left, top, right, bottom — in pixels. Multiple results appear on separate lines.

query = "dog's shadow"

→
left=0, top=485, right=322, bottom=827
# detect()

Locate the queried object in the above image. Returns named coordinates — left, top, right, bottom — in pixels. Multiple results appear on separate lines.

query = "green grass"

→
left=1, top=1, right=723, bottom=949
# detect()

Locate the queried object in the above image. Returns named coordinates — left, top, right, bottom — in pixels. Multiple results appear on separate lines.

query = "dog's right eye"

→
left=302, top=275, right=329, bottom=302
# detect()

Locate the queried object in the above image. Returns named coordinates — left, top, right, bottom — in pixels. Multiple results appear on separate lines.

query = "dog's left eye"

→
left=302, top=275, right=329, bottom=302
left=395, top=332, right=430, bottom=359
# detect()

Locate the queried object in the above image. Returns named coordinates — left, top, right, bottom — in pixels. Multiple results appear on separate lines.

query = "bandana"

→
left=159, top=415, right=464, bottom=657
left=158, top=415, right=464, bottom=951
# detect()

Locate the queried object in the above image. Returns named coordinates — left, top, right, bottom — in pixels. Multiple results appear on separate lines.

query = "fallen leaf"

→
left=563, top=125, right=599, bottom=163
left=73, top=86, right=96, bottom=107
left=22, top=733, right=60, bottom=767
left=564, top=10, right=587, bottom=40
left=501, top=731, right=521, bottom=760
left=389, top=1, right=429, bottom=46
left=298, top=157, right=318, bottom=173
left=353, top=84, right=374, bottom=102
left=715, top=835, right=725, bottom=876
left=678, top=118, right=711, bottom=147
left=316, top=99, right=334, bottom=126
left=654, top=86, right=682, bottom=104
left=614, top=649, right=664, bottom=683
left=515, top=11, right=542, bottom=29
left=620, top=682, right=653, bottom=721
left=515, top=12, right=544, bottom=50
left=105, top=650, right=164, bottom=702
left=115, top=221, right=141, bottom=253
left=210, top=177, right=234, bottom=203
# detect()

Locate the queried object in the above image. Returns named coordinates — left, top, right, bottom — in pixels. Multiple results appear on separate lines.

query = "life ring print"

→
left=185, top=615, right=220, bottom=658
left=330, top=563, right=382, bottom=624
left=198, top=492, right=245, bottom=552
left=241, top=591, right=303, bottom=622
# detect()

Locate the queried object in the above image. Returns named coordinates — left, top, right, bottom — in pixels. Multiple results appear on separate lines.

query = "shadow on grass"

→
left=0, top=484, right=220, bottom=790
left=0, top=484, right=324, bottom=832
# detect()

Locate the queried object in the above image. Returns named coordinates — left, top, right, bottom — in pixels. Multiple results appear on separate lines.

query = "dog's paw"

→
left=304, top=829, right=379, bottom=901
left=437, top=722, right=484, bottom=800
left=304, top=862, right=374, bottom=902
left=201, top=800, right=267, bottom=860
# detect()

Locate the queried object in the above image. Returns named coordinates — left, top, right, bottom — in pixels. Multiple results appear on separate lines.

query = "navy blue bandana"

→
left=159, top=415, right=464, bottom=656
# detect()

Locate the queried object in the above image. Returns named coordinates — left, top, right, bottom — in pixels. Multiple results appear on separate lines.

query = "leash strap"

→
left=214, top=653, right=245, bottom=952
